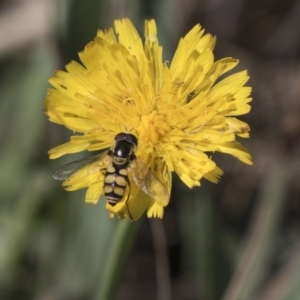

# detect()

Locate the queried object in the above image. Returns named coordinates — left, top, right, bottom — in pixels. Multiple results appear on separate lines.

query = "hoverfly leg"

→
left=126, top=202, right=134, bottom=221
left=125, top=179, right=134, bottom=221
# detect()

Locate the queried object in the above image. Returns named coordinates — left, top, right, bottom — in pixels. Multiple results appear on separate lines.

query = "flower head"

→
left=45, top=19, right=252, bottom=220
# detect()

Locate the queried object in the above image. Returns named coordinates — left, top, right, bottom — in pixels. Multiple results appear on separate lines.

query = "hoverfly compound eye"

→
left=114, top=132, right=127, bottom=141
left=127, top=133, right=138, bottom=147
left=115, top=132, right=138, bottom=147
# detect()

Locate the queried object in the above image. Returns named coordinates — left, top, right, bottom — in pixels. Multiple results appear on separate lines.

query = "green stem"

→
left=95, top=218, right=143, bottom=300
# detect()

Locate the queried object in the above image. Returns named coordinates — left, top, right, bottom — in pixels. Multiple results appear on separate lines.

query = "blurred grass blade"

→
left=0, top=170, right=52, bottom=286
left=150, top=219, right=171, bottom=300
left=54, top=196, right=117, bottom=296
left=95, top=218, right=142, bottom=300
left=177, top=184, right=220, bottom=300
left=222, top=161, right=289, bottom=300
left=65, top=0, right=110, bottom=61
left=284, top=260, right=300, bottom=300
left=257, top=246, right=300, bottom=300
left=0, top=42, right=54, bottom=200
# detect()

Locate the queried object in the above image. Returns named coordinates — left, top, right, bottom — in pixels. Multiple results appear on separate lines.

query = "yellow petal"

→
left=85, top=181, right=103, bottom=204
left=147, top=200, right=164, bottom=218
left=204, top=166, right=224, bottom=183
left=217, top=142, right=253, bottom=165
left=49, top=142, right=89, bottom=159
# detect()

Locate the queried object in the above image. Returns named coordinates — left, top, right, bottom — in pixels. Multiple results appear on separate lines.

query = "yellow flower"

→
left=45, top=18, right=252, bottom=220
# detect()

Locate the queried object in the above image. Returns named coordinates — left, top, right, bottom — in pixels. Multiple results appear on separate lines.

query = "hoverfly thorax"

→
left=110, top=132, right=138, bottom=163
left=112, top=141, right=134, bottom=158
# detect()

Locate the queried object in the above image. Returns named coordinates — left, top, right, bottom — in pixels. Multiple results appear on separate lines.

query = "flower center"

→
left=138, top=110, right=171, bottom=145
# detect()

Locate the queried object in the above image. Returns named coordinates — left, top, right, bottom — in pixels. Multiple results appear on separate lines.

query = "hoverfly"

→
left=53, top=132, right=169, bottom=219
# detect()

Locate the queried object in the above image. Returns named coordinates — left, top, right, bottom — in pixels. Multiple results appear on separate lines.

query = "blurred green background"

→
left=1, top=0, right=300, bottom=299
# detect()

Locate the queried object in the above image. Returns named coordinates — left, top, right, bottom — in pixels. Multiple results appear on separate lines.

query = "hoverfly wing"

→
left=130, top=159, right=169, bottom=206
left=53, top=151, right=108, bottom=180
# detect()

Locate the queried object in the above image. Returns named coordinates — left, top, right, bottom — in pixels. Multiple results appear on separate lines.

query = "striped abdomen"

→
left=104, top=163, right=129, bottom=206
